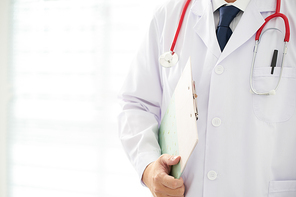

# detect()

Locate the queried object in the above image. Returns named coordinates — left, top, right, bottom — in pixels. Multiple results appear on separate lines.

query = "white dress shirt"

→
left=213, top=0, right=251, bottom=31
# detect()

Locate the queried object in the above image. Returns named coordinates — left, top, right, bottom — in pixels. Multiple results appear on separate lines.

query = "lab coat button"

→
left=212, top=118, right=221, bottom=127
left=207, top=171, right=218, bottom=180
left=215, top=65, right=224, bottom=74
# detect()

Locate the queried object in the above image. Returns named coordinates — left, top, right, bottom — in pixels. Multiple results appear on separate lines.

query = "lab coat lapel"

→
left=217, top=0, right=269, bottom=64
left=191, top=0, right=221, bottom=58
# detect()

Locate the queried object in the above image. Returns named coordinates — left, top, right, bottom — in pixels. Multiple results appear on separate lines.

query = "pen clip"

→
left=270, top=49, right=278, bottom=75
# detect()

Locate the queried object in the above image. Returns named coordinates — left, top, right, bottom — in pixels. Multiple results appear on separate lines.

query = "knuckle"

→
left=180, top=179, right=184, bottom=184
left=180, top=185, right=185, bottom=195
left=176, top=188, right=183, bottom=196
left=152, top=175, right=157, bottom=183
left=172, top=181, right=179, bottom=188
left=153, top=173, right=161, bottom=182
left=174, top=183, right=185, bottom=195
left=153, top=186, right=162, bottom=194
left=159, top=154, right=166, bottom=161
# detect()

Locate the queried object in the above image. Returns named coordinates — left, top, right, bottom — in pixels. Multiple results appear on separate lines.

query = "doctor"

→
left=118, top=0, right=296, bottom=196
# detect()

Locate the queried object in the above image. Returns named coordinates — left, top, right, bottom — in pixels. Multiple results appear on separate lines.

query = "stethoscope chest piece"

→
left=159, top=51, right=178, bottom=68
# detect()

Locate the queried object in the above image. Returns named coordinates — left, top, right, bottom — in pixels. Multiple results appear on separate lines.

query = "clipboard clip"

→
left=192, top=81, right=198, bottom=120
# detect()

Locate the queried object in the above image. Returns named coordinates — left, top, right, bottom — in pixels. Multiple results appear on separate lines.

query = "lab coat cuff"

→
left=137, top=151, right=161, bottom=187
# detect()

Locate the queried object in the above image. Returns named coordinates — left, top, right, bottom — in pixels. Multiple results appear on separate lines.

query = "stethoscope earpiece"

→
left=250, top=89, right=277, bottom=96
left=269, top=90, right=276, bottom=95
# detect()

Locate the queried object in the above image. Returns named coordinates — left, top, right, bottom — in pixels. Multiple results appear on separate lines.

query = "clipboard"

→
left=158, top=57, right=198, bottom=179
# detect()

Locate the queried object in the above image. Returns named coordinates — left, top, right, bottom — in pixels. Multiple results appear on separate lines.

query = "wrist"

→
left=142, top=162, right=154, bottom=187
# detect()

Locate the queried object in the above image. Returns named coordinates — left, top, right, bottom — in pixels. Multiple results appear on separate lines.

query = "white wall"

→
left=0, top=0, right=10, bottom=196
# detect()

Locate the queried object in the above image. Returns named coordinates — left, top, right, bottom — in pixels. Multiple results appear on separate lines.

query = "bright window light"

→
left=8, top=0, right=164, bottom=196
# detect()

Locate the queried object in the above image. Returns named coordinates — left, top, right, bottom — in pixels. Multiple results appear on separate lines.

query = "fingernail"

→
left=171, top=156, right=178, bottom=160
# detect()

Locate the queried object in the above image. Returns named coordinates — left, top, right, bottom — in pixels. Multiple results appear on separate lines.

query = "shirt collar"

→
left=212, top=0, right=251, bottom=12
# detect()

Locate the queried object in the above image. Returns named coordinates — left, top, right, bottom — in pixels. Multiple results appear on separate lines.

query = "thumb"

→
left=160, top=154, right=181, bottom=167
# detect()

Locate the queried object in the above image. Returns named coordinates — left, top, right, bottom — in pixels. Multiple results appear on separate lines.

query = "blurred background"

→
left=0, top=0, right=166, bottom=196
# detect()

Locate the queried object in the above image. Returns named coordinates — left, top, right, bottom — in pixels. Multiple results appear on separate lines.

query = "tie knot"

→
left=218, top=5, right=240, bottom=27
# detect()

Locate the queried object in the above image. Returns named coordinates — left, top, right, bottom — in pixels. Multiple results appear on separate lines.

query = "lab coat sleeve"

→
left=118, top=14, right=163, bottom=181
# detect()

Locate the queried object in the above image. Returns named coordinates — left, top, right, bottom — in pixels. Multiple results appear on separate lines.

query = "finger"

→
left=154, top=181, right=185, bottom=197
left=154, top=189, right=185, bottom=197
left=160, top=173, right=184, bottom=189
left=159, top=154, right=181, bottom=167
left=155, top=194, right=183, bottom=197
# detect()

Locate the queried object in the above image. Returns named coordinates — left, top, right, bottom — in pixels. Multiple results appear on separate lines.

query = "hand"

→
left=142, top=154, right=185, bottom=197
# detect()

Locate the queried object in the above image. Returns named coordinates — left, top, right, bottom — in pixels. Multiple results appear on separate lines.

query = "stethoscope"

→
left=159, top=0, right=290, bottom=95
left=250, top=0, right=290, bottom=95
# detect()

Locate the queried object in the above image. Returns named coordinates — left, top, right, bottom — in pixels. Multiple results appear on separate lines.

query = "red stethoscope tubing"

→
left=255, top=0, right=290, bottom=42
left=170, top=0, right=192, bottom=54
left=170, top=0, right=290, bottom=54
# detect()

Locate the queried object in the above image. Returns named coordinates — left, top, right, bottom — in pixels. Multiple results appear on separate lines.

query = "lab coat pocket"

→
left=268, top=180, right=296, bottom=197
left=252, top=67, right=296, bottom=123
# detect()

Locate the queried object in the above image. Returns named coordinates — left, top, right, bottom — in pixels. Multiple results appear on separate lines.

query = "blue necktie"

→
left=216, top=5, right=240, bottom=51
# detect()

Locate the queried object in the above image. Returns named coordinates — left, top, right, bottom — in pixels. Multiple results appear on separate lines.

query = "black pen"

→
left=271, top=50, right=278, bottom=75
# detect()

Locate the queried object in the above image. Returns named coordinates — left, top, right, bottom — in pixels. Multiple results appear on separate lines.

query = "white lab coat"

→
left=118, top=0, right=296, bottom=196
